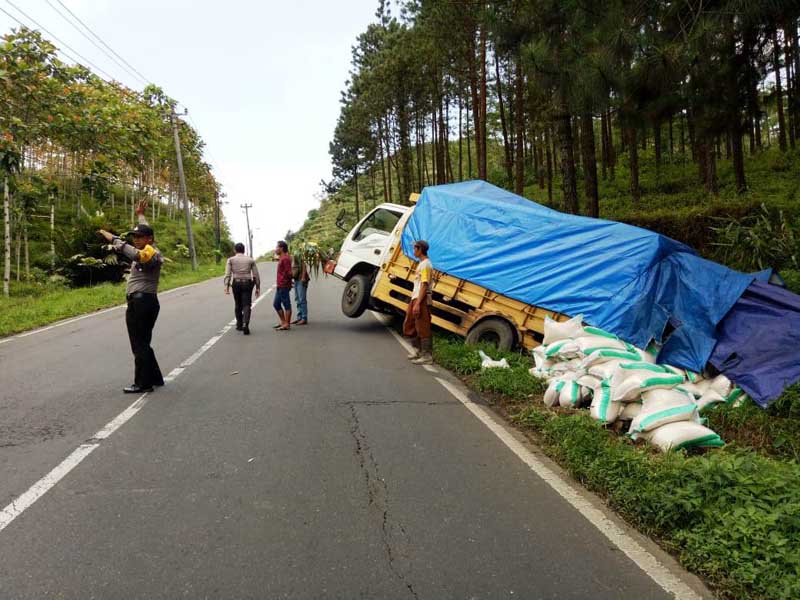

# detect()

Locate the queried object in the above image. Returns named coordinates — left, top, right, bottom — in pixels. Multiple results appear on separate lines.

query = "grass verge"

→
left=432, top=334, right=800, bottom=600
left=0, top=261, right=224, bottom=338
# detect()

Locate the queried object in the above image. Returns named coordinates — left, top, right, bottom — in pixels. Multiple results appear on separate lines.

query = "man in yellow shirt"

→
left=404, top=240, right=433, bottom=365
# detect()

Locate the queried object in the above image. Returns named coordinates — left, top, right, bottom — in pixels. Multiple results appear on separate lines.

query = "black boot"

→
left=243, top=324, right=250, bottom=335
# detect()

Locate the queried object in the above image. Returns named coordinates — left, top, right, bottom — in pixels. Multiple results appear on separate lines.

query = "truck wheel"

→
left=342, top=274, right=370, bottom=318
left=466, top=318, right=515, bottom=351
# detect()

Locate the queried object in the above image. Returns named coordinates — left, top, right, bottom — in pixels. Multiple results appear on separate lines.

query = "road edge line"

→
left=370, top=311, right=706, bottom=599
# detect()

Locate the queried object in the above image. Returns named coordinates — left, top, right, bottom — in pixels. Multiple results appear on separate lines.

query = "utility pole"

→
left=171, top=108, right=198, bottom=270
left=240, top=203, right=253, bottom=257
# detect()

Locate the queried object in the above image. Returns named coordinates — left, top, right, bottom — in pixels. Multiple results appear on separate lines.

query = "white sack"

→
left=543, top=314, right=584, bottom=345
left=590, top=380, right=622, bottom=424
left=638, top=421, right=724, bottom=452
left=630, top=388, right=698, bottom=433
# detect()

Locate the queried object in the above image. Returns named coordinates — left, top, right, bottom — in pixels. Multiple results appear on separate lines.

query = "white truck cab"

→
left=333, top=203, right=409, bottom=281
left=333, top=203, right=410, bottom=317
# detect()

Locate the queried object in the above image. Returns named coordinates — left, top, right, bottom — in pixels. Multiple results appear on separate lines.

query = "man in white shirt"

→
left=403, top=240, right=433, bottom=365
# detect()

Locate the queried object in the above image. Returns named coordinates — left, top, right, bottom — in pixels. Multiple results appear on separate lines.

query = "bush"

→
left=518, top=411, right=800, bottom=600
left=711, top=204, right=800, bottom=272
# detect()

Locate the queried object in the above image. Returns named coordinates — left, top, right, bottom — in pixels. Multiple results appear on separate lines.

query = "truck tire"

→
left=342, top=274, right=370, bottom=318
left=466, top=318, right=515, bottom=351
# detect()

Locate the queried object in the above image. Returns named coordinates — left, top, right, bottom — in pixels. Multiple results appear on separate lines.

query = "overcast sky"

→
left=0, top=0, right=378, bottom=256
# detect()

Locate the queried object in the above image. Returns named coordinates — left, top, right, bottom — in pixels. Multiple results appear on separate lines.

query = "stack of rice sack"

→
left=530, top=315, right=746, bottom=452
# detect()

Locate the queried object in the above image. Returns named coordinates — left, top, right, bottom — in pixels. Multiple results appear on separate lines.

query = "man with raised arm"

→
left=98, top=200, right=165, bottom=393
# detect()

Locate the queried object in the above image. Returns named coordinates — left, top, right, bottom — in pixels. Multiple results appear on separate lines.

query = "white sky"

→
left=1, top=0, right=378, bottom=256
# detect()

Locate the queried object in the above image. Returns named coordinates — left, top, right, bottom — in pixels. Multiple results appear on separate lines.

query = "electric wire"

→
left=43, top=0, right=148, bottom=86
left=2, top=0, right=117, bottom=82
left=51, top=0, right=150, bottom=83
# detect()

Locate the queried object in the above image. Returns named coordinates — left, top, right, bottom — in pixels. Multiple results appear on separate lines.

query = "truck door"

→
left=336, top=207, right=403, bottom=279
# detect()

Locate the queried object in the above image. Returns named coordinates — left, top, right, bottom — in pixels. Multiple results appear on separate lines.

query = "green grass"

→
left=0, top=261, right=224, bottom=338
left=432, top=334, right=800, bottom=599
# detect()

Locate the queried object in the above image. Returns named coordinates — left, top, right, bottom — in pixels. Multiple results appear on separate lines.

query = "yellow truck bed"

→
left=371, top=216, right=569, bottom=350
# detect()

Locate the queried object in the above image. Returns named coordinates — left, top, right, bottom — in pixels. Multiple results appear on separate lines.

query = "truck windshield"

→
left=353, top=208, right=401, bottom=242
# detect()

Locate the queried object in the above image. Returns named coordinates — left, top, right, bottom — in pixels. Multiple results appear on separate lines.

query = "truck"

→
left=331, top=194, right=568, bottom=351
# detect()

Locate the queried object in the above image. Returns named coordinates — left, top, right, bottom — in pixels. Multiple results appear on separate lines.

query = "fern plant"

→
left=711, top=204, right=799, bottom=272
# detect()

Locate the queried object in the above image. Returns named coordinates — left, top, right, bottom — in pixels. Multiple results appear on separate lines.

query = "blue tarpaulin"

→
left=711, top=280, right=800, bottom=406
left=401, top=180, right=754, bottom=374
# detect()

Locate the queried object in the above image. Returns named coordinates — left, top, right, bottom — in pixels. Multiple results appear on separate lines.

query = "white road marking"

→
left=0, top=285, right=273, bottom=535
left=0, top=277, right=221, bottom=346
left=432, top=378, right=703, bottom=600
left=0, top=443, right=99, bottom=532
left=373, top=310, right=703, bottom=599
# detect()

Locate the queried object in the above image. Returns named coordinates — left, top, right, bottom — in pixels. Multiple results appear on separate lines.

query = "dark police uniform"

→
left=111, top=216, right=164, bottom=391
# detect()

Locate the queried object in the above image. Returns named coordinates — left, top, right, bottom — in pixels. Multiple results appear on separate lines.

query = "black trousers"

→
left=232, top=279, right=254, bottom=327
left=126, top=292, right=164, bottom=388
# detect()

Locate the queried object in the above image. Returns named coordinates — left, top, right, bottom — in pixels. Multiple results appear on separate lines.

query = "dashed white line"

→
left=0, top=286, right=273, bottom=535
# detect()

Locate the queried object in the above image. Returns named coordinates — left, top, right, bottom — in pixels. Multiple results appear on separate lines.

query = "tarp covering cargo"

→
left=711, top=280, right=800, bottom=406
left=401, top=180, right=754, bottom=375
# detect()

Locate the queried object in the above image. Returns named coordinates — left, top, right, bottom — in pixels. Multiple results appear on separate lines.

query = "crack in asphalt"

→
left=348, top=404, right=419, bottom=600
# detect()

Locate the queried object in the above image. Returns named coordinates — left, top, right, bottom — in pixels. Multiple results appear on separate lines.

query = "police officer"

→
left=99, top=200, right=164, bottom=393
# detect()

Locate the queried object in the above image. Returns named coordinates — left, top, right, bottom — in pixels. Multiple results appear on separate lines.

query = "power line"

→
left=42, top=0, right=148, bottom=86
left=49, top=0, right=151, bottom=84
left=2, top=0, right=118, bottom=82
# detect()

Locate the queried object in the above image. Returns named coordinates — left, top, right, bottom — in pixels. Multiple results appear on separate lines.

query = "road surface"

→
left=0, top=264, right=707, bottom=599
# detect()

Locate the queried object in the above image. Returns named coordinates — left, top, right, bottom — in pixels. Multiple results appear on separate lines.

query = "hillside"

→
left=294, top=137, right=800, bottom=289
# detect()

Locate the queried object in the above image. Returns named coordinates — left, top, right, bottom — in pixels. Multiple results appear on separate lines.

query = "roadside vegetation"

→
left=433, top=334, right=800, bottom=600
left=1, top=28, right=231, bottom=335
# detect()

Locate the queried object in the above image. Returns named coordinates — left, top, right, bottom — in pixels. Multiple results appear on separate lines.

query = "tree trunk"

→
left=353, top=169, right=360, bottom=221
left=444, top=97, right=454, bottom=183
left=705, top=141, right=719, bottom=195
left=607, top=109, right=616, bottom=180
left=3, top=176, right=10, bottom=297
left=680, top=110, right=686, bottom=156
left=24, top=225, right=29, bottom=279
left=668, top=115, right=674, bottom=156
left=15, top=228, right=21, bottom=281
left=580, top=113, right=599, bottom=217
left=377, top=118, right=389, bottom=203
left=774, top=30, right=788, bottom=152
left=533, top=131, right=542, bottom=188
left=654, top=122, right=662, bottom=172
left=545, top=127, right=553, bottom=203
left=732, top=124, right=747, bottom=193
left=383, top=117, right=393, bottom=203
left=793, top=19, right=800, bottom=140
left=514, top=57, right=525, bottom=195
left=628, top=128, right=641, bottom=203
left=495, top=53, right=513, bottom=186
left=468, top=39, right=482, bottom=181
left=457, top=94, right=463, bottom=181
left=784, top=29, right=796, bottom=149
left=600, top=111, right=608, bottom=180
left=479, top=24, right=488, bottom=180
left=466, top=99, right=473, bottom=179
left=557, top=104, right=579, bottom=214
left=431, top=109, right=439, bottom=184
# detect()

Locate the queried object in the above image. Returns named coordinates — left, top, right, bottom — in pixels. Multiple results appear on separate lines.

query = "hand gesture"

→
left=135, top=199, right=148, bottom=216
left=98, top=229, right=114, bottom=242
left=255, top=287, right=260, bottom=299
left=224, top=287, right=230, bottom=295
left=412, top=301, right=420, bottom=317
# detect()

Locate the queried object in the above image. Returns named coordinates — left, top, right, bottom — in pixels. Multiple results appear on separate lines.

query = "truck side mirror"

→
left=335, top=209, right=349, bottom=232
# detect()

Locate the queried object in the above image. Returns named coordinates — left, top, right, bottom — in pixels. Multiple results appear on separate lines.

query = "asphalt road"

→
left=0, top=264, right=704, bottom=599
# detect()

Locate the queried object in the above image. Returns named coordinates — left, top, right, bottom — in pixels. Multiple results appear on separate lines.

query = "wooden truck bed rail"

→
left=371, top=238, right=569, bottom=350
